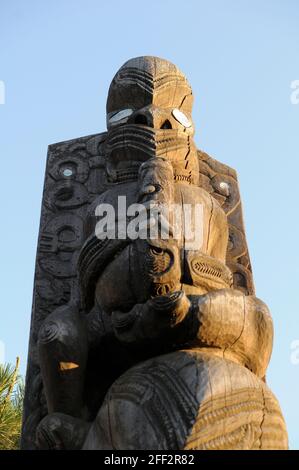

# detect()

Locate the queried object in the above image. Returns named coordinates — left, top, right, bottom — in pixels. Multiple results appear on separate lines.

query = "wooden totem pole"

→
left=22, top=56, right=288, bottom=450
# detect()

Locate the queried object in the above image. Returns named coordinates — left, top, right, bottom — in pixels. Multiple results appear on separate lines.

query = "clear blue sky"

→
left=1, top=0, right=298, bottom=449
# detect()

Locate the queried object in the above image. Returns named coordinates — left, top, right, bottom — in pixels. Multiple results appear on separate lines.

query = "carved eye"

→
left=63, top=168, right=73, bottom=177
left=219, top=181, right=230, bottom=196
left=150, top=246, right=164, bottom=255
left=172, top=108, right=192, bottom=128
left=108, top=108, right=133, bottom=126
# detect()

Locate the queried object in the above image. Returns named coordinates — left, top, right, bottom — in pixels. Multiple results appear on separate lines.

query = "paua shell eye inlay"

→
left=108, top=108, right=133, bottom=125
left=63, top=168, right=73, bottom=177
left=172, top=108, right=192, bottom=128
left=219, top=181, right=230, bottom=196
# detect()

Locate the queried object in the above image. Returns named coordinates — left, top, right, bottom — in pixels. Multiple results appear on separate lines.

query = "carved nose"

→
left=131, top=108, right=173, bottom=129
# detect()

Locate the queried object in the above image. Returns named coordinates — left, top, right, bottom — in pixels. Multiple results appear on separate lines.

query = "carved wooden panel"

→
left=21, top=132, right=107, bottom=449
left=197, top=150, right=255, bottom=295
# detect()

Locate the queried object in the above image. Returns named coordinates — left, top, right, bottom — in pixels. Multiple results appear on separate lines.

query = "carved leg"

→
left=38, top=302, right=88, bottom=418
left=188, top=289, right=274, bottom=378
left=83, top=350, right=288, bottom=450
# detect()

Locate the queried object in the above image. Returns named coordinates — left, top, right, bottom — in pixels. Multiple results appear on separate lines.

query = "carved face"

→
left=104, top=56, right=199, bottom=186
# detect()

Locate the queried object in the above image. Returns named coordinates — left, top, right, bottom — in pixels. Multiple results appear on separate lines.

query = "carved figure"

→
left=22, top=57, right=288, bottom=450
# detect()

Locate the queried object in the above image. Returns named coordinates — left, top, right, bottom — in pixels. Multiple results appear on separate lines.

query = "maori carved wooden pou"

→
left=22, top=56, right=288, bottom=450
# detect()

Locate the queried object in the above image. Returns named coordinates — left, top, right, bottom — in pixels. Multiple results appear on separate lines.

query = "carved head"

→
left=104, top=56, right=199, bottom=185
left=106, top=56, right=194, bottom=132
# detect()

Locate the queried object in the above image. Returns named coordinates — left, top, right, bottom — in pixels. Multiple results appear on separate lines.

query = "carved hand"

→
left=111, top=291, right=191, bottom=345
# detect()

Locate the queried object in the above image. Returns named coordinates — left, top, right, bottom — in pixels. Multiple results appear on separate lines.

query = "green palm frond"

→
left=0, top=358, right=23, bottom=450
